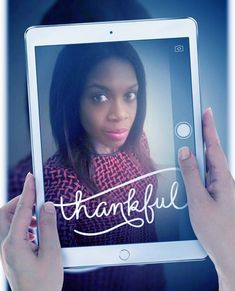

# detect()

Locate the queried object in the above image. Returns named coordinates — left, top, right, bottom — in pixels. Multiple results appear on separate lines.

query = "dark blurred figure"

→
left=8, top=1, right=166, bottom=290
left=9, top=0, right=150, bottom=200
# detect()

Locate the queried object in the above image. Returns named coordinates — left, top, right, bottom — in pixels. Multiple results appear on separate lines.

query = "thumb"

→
left=178, top=147, right=212, bottom=209
left=38, top=202, right=61, bottom=258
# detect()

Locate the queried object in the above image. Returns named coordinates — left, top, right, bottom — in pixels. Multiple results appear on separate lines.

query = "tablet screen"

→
left=35, top=37, right=196, bottom=247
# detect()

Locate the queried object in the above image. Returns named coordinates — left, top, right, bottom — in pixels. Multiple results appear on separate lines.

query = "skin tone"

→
left=0, top=173, right=63, bottom=291
left=1, top=108, right=235, bottom=290
left=178, top=108, right=235, bottom=291
left=80, top=57, right=138, bottom=154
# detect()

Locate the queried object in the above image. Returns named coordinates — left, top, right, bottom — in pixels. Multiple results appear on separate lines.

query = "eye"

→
left=92, top=94, right=109, bottom=103
left=125, top=92, right=137, bottom=102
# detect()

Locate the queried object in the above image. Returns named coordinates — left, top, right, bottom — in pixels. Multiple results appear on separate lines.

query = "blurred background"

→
left=8, top=0, right=228, bottom=169
left=7, top=0, right=227, bottom=290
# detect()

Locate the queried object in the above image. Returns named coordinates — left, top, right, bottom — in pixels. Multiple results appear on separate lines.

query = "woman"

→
left=8, top=1, right=166, bottom=290
left=44, top=41, right=158, bottom=248
left=2, top=109, right=235, bottom=291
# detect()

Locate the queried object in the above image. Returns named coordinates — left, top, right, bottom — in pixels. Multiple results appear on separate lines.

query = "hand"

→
left=0, top=173, right=63, bottom=291
left=178, top=108, right=235, bottom=291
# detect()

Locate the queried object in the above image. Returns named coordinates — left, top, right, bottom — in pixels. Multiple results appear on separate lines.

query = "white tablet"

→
left=25, top=18, right=206, bottom=268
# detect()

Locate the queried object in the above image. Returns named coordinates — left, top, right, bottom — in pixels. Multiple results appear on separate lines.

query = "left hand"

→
left=0, top=173, right=63, bottom=291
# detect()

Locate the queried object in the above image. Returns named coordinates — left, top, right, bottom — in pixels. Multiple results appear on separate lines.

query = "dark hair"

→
left=50, top=42, right=153, bottom=190
left=41, top=0, right=149, bottom=25
left=26, top=0, right=150, bottom=150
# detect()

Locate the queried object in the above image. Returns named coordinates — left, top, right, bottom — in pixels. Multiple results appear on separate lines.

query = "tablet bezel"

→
left=25, top=18, right=207, bottom=268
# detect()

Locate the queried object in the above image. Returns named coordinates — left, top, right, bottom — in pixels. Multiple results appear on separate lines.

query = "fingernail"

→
left=26, top=172, right=32, bottom=180
left=44, top=202, right=55, bottom=214
left=206, top=107, right=213, bottom=116
left=179, top=147, right=191, bottom=160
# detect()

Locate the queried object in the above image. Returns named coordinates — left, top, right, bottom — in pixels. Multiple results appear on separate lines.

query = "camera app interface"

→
left=36, top=38, right=196, bottom=247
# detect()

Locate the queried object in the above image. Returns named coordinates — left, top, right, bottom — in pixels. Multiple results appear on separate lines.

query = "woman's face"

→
left=80, top=57, right=138, bottom=154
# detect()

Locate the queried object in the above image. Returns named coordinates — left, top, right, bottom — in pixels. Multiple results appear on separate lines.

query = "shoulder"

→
left=44, top=153, right=78, bottom=181
left=44, top=152, right=65, bottom=168
left=44, top=152, right=73, bottom=173
left=43, top=153, right=82, bottom=201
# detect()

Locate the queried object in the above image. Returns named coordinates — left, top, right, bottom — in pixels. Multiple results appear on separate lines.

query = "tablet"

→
left=25, top=18, right=206, bottom=268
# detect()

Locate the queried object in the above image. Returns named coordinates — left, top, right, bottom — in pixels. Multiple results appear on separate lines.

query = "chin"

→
left=113, top=140, right=127, bottom=150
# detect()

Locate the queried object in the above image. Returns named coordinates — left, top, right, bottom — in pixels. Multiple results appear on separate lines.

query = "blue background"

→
left=8, top=0, right=227, bottom=290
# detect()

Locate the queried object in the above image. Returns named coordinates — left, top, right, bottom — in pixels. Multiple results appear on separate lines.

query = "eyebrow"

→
left=86, top=83, right=139, bottom=90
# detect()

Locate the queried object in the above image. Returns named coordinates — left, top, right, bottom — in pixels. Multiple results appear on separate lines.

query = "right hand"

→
left=178, top=108, right=235, bottom=290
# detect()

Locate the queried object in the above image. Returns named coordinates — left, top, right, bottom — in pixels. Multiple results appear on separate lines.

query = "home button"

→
left=119, top=249, right=130, bottom=261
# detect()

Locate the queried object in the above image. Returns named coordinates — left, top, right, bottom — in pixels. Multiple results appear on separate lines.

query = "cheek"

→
left=129, top=102, right=137, bottom=121
left=81, top=104, right=106, bottom=131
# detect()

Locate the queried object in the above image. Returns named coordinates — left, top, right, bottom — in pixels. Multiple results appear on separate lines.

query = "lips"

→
left=104, top=128, right=129, bottom=141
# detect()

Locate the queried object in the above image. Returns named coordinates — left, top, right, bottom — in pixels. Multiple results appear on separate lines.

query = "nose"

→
left=107, top=99, right=129, bottom=122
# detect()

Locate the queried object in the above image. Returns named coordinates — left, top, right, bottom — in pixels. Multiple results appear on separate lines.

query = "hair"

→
left=26, top=0, right=150, bottom=140
left=50, top=42, right=154, bottom=190
left=41, top=0, right=149, bottom=25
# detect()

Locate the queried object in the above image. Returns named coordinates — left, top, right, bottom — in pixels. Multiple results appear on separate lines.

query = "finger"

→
left=9, top=173, right=35, bottom=241
left=27, top=231, right=37, bottom=242
left=0, top=196, right=20, bottom=242
left=178, top=147, right=213, bottom=208
left=30, top=216, right=37, bottom=228
left=38, top=202, right=61, bottom=258
left=203, top=108, right=229, bottom=176
left=0, top=195, right=20, bottom=216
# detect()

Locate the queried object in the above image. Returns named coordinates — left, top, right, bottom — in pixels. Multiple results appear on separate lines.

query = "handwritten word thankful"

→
left=54, top=167, right=187, bottom=236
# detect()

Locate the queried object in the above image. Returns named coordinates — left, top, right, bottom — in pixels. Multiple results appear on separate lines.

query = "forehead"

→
left=86, top=57, right=137, bottom=85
